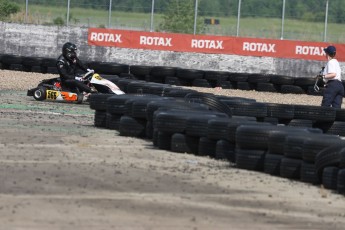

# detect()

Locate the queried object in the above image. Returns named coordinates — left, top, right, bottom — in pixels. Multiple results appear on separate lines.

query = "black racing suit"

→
left=56, top=55, right=92, bottom=93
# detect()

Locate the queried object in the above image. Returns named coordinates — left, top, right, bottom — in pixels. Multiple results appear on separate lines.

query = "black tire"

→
left=98, top=62, right=129, bottom=75
left=300, top=162, right=320, bottom=185
left=236, top=125, right=278, bottom=150
left=228, top=73, right=248, bottom=82
left=337, top=169, right=345, bottom=194
left=268, top=128, right=321, bottom=155
left=264, top=153, right=284, bottom=176
left=106, top=113, right=121, bottom=130
left=176, top=68, right=204, bottom=80
left=170, top=133, right=199, bottom=154
left=322, top=167, right=339, bottom=190
left=270, top=75, right=295, bottom=85
left=94, top=110, right=107, bottom=128
left=204, top=71, right=229, bottom=81
left=315, top=144, right=345, bottom=179
left=198, top=137, right=217, bottom=157
left=192, top=79, right=211, bottom=88
left=227, top=120, right=270, bottom=144
left=22, top=56, right=44, bottom=71
left=119, top=116, right=146, bottom=138
left=280, top=85, right=305, bottom=94
left=335, top=108, right=345, bottom=121
left=157, top=132, right=172, bottom=150
left=222, top=100, right=267, bottom=118
left=153, top=109, right=211, bottom=134
left=147, top=99, right=209, bottom=123
left=280, top=157, right=302, bottom=179
left=215, top=140, right=236, bottom=162
left=0, top=54, right=23, bottom=66
left=130, top=65, right=152, bottom=77
left=293, top=105, right=336, bottom=122
left=89, top=94, right=114, bottom=111
left=107, top=94, right=152, bottom=115
left=184, top=92, right=233, bottom=116
left=186, top=113, right=228, bottom=137
left=150, top=66, right=177, bottom=78
left=10, top=64, right=24, bottom=71
left=322, top=121, right=345, bottom=136
left=131, top=96, right=162, bottom=119
left=126, top=82, right=146, bottom=94
left=33, top=87, right=46, bottom=101
left=165, top=77, right=181, bottom=86
left=266, top=103, right=294, bottom=119
left=217, top=80, right=233, bottom=89
left=235, top=149, right=266, bottom=171
left=302, top=135, right=343, bottom=163
left=207, top=117, right=232, bottom=140
left=236, top=82, right=254, bottom=91
left=256, top=83, right=278, bottom=92
left=41, top=58, right=56, bottom=67
left=294, top=77, right=315, bottom=87
left=287, top=119, right=313, bottom=128
left=247, top=73, right=271, bottom=83
left=284, top=135, right=308, bottom=159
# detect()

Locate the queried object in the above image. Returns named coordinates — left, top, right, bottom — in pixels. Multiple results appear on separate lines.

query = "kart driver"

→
left=56, top=42, right=94, bottom=97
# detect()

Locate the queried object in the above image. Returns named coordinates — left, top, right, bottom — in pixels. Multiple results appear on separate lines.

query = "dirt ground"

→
left=1, top=73, right=345, bottom=229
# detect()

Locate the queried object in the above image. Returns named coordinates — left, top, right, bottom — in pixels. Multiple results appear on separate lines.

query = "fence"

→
left=9, top=0, right=345, bottom=43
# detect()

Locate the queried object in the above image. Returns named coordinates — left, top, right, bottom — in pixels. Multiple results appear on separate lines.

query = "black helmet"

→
left=62, top=42, right=77, bottom=61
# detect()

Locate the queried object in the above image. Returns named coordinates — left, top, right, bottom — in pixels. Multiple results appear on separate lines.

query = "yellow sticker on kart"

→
left=93, top=73, right=103, bottom=80
left=46, top=90, right=78, bottom=101
left=46, top=90, right=59, bottom=100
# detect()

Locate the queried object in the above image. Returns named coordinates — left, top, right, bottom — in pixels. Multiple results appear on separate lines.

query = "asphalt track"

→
left=1, top=89, right=345, bottom=230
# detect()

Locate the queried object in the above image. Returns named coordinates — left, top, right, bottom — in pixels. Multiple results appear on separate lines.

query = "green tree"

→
left=0, top=0, right=20, bottom=21
left=159, top=0, right=204, bottom=34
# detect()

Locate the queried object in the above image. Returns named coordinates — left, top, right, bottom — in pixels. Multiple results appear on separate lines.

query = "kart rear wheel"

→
left=33, top=87, right=46, bottom=101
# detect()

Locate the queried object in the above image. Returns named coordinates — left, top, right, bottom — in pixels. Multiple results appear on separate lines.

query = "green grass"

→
left=10, top=4, right=345, bottom=43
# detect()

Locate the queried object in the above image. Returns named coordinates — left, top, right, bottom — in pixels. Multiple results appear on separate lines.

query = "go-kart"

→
left=27, top=70, right=125, bottom=103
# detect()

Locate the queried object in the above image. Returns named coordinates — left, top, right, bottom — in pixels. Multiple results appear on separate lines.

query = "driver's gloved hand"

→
left=75, top=76, right=84, bottom=81
left=87, top=69, right=95, bottom=74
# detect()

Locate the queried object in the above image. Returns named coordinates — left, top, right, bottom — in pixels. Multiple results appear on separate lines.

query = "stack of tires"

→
left=88, top=77, right=345, bottom=195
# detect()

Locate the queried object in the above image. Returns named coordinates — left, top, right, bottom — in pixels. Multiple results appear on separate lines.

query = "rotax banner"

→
left=88, top=28, right=345, bottom=62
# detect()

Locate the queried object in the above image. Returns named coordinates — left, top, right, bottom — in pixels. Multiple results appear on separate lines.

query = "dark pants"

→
left=321, top=80, right=344, bottom=108
left=63, top=79, right=92, bottom=93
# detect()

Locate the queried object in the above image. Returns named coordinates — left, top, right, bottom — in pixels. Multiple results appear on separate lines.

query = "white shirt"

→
left=323, top=58, right=341, bottom=82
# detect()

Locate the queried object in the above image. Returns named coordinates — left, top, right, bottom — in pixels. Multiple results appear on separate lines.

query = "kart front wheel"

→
left=33, top=87, right=47, bottom=101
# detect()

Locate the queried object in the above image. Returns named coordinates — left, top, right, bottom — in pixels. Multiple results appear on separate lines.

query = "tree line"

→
left=10, top=0, right=345, bottom=23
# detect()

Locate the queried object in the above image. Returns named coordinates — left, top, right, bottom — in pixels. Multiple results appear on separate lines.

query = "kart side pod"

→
left=27, top=87, right=83, bottom=104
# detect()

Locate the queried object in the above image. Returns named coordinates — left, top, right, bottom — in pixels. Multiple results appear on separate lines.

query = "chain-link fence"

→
left=8, top=0, right=345, bottom=43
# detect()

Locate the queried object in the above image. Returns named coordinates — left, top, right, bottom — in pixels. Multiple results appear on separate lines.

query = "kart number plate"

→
left=47, top=90, right=59, bottom=100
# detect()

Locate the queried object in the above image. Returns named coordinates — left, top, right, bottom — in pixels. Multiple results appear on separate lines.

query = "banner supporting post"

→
left=108, top=0, right=112, bottom=28
left=237, top=0, right=241, bottom=36
left=193, top=0, right=198, bottom=35
left=150, top=0, right=155, bottom=32
left=281, top=0, right=286, bottom=40
left=324, top=0, right=329, bottom=42
left=66, top=0, right=70, bottom=26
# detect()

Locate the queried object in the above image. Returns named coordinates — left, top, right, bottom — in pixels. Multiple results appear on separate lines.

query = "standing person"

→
left=321, top=45, right=344, bottom=108
left=56, top=42, right=94, bottom=97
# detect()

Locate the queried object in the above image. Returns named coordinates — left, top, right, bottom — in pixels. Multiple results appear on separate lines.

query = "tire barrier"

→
left=3, top=53, right=345, bottom=96
left=86, top=77, right=345, bottom=196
